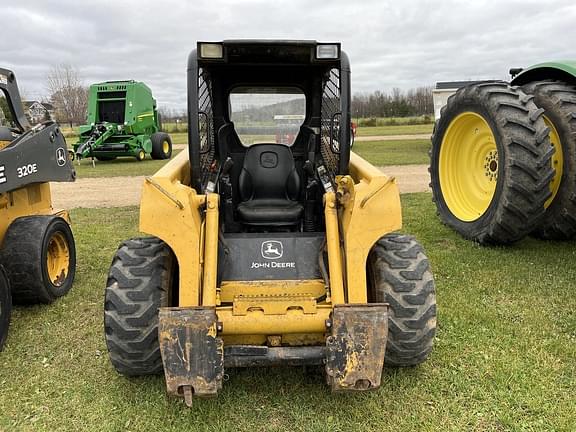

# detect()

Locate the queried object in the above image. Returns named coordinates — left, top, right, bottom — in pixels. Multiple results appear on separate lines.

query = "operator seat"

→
left=237, top=144, right=303, bottom=226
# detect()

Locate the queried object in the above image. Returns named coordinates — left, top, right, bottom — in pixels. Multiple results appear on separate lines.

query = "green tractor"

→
left=74, top=80, right=173, bottom=162
left=429, top=61, right=576, bottom=243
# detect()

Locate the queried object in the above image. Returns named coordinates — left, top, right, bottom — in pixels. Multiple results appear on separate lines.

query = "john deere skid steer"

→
left=0, top=68, right=76, bottom=350
left=104, top=40, right=437, bottom=405
left=74, top=80, right=172, bottom=162
left=430, top=61, right=576, bottom=244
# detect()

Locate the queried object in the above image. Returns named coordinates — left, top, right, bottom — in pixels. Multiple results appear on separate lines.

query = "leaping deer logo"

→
left=261, top=241, right=283, bottom=260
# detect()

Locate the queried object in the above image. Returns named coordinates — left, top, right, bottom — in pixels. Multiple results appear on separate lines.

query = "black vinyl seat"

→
left=237, top=144, right=303, bottom=226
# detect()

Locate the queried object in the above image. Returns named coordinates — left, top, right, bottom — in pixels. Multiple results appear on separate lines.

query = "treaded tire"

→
left=104, top=237, right=175, bottom=376
left=367, top=234, right=436, bottom=367
left=0, top=216, right=76, bottom=304
left=430, top=82, right=554, bottom=244
left=150, top=132, right=172, bottom=160
left=521, top=80, right=576, bottom=240
left=0, top=267, right=11, bottom=351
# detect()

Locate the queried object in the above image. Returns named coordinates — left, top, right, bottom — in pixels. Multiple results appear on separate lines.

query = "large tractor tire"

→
left=104, top=237, right=175, bottom=376
left=0, top=216, right=76, bottom=304
left=430, top=82, right=554, bottom=244
left=151, top=132, right=172, bottom=160
left=367, top=234, right=436, bottom=367
left=0, top=268, right=11, bottom=351
left=521, top=81, right=576, bottom=240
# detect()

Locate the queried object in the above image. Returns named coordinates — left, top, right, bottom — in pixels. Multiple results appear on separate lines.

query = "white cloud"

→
left=1, top=0, right=574, bottom=109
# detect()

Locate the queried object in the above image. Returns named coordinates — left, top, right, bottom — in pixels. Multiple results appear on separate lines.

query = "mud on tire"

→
left=368, top=233, right=436, bottom=367
left=104, top=237, right=175, bottom=376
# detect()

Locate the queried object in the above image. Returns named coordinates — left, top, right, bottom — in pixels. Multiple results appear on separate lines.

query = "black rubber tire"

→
left=150, top=132, right=172, bottom=160
left=430, top=82, right=554, bottom=244
left=521, top=80, right=576, bottom=240
left=95, top=156, right=117, bottom=161
left=0, top=216, right=76, bottom=304
left=367, top=234, right=436, bottom=367
left=0, top=267, right=11, bottom=351
left=104, top=237, right=175, bottom=376
left=135, top=149, right=146, bottom=162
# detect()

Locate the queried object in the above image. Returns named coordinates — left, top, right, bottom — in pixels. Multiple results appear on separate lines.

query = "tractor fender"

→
left=511, top=61, right=576, bottom=86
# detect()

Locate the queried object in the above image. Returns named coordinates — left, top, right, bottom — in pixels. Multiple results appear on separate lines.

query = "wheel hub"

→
left=46, top=232, right=70, bottom=286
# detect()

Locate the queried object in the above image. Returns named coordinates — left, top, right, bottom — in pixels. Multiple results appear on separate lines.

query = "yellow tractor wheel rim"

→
left=544, top=116, right=563, bottom=208
left=439, top=112, right=498, bottom=222
left=139, top=150, right=145, bottom=160
left=46, top=232, right=70, bottom=286
left=163, top=141, right=169, bottom=154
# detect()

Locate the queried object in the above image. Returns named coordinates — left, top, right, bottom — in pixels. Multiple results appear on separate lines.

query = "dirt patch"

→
left=51, top=176, right=145, bottom=209
left=50, top=165, right=430, bottom=209
left=356, top=134, right=430, bottom=141
left=380, top=164, right=430, bottom=194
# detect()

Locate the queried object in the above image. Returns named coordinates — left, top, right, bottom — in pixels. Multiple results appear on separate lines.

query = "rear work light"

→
left=199, top=43, right=224, bottom=59
left=316, top=44, right=339, bottom=59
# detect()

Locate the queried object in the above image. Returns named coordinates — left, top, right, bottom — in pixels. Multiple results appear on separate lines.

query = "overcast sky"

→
left=1, top=0, right=574, bottom=111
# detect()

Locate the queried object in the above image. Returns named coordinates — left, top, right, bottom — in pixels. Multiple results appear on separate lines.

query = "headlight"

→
left=200, top=43, right=224, bottom=59
left=316, top=44, right=339, bottom=59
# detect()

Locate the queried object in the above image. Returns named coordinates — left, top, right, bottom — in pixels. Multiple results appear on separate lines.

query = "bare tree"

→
left=46, top=64, right=88, bottom=127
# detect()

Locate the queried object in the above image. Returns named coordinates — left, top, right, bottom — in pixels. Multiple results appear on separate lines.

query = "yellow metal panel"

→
left=324, top=192, right=345, bottom=304
left=219, top=279, right=326, bottom=303
left=217, top=306, right=332, bottom=335
left=139, top=150, right=205, bottom=307
left=340, top=152, right=403, bottom=303
left=202, top=193, right=219, bottom=306
left=232, top=293, right=317, bottom=315
left=0, top=183, right=54, bottom=241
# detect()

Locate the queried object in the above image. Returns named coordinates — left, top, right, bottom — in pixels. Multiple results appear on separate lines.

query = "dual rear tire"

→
left=429, top=80, right=576, bottom=244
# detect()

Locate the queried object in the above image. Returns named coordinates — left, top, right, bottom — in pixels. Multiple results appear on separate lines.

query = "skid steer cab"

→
left=104, top=40, right=437, bottom=405
left=0, top=68, right=76, bottom=351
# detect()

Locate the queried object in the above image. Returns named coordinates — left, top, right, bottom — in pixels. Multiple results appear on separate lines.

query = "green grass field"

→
left=1, top=194, right=574, bottom=431
left=354, top=140, right=430, bottom=166
left=356, top=123, right=433, bottom=137
left=73, top=150, right=181, bottom=179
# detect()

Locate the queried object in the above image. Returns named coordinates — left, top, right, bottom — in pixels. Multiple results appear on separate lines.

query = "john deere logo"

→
left=261, top=240, right=283, bottom=260
left=56, top=148, right=67, bottom=167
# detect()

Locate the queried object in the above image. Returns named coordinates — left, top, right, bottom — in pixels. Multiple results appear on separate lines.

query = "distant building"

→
left=433, top=81, right=493, bottom=120
left=23, top=100, right=54, bottom=124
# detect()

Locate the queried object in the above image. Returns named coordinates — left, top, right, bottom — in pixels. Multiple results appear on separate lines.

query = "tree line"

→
left=352, top=86, right=434, bottom=118
left=40, top=64, right=434, bottom=128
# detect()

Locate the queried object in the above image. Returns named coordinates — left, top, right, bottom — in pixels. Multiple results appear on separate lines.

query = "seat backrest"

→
left=238, top=144, right=300, bottom=202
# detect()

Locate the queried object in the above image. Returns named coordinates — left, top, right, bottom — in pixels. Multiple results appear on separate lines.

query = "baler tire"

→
left=0, top=216, right=76, bottom=304
left=367, top=233, right=436, bottom=367
left=135, top=149, right=146, bottom=162
left=521, top=80, right=576, bottom=240
left=151, top=132, right=172, bottom=160
left=0, top=267, right=11, bottom=351
left=429, top=82, right=554, bottom=244
left=104, top=237, right=175, bottom=376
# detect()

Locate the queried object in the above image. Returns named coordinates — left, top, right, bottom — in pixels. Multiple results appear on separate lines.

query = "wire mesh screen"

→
left=198, top=67, right=215, bottom=190
left=320, top=68, right=341, bottom=179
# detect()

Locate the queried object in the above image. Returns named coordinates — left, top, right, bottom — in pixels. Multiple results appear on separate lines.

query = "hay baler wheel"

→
left=0, top=267, right=11, bottom=351
left=429, top=82, right=554, bottom=244
left=0, top=216, right=76, bottom=304
left=104, top=237, right=175, bottom=376
left=151, top=132, right=173, bottom=160
left=367, top=234, right=436, bottom=367
left=521, top=80, right=576, bottom=240
left=135, top=149, right=146, bottom=161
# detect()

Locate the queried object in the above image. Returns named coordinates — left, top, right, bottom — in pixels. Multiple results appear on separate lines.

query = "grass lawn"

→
left=1, top=194, right=575, bottom=431
left=354, top=140, right=430, bottom=166
left=357, top=123, right=433, bottom=137
left=74, top=150, right=181, bottom=179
